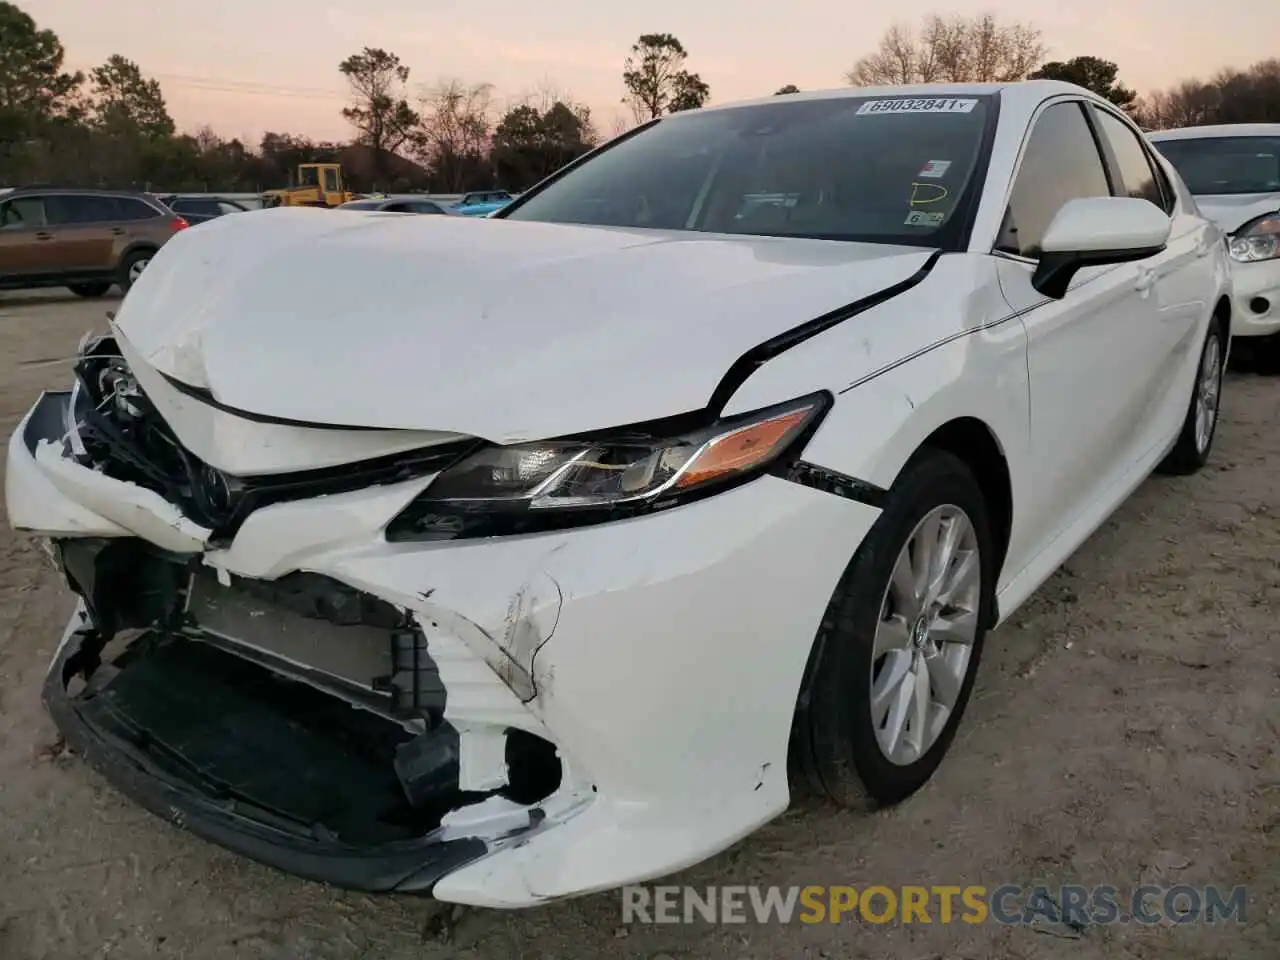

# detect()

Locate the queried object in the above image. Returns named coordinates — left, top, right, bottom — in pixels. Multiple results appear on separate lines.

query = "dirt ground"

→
left=0, top=289, right=1276, bottom=960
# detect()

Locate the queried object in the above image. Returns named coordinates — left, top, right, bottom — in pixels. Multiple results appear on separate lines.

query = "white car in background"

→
left=1149, top=124, right=1280, bottom=347
left=7, top=80, right=1230, bottom=907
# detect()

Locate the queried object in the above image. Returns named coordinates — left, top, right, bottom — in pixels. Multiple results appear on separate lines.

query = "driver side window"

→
left=996, top=102, right=1111, bottom=258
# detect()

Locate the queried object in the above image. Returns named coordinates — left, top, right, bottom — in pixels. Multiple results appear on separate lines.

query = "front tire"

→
left=1156, top=321, right=1223, bottom=476
left=793, top=449, right=994, bottom=809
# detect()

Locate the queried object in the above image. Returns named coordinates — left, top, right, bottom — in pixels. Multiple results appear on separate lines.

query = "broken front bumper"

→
left=9, top=390, right=882, bottom=906
left=44, top=612, right=490, bottom=893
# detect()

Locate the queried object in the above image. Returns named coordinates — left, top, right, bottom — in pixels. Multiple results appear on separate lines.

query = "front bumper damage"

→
left=9, top=362, right=881, bottom=906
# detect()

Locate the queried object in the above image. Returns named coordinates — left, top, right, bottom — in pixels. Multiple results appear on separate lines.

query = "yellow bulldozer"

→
left=261, top=163, right=354, bottom=208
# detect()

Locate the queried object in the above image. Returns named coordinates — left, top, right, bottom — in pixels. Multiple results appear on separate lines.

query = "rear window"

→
left=504, top=95, right=994, bottom=246
left=1152, top=136, right=1280, bottom=196
left=340, top=200, right=386, bottom=210
left=171, top=199, right=217, bottom=215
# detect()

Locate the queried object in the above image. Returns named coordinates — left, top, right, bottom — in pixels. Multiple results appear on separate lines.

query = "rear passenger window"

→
left=117, top=198, right=162, bottom=220
left=46, top=195, right=120, bottom=224
left=1092, top=109, right=1170, bottom=212
left=996, top=102, right=1111, bottom=258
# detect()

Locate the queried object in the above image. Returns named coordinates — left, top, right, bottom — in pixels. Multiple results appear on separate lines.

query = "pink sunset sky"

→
left=20, top=0, right=1280, bottom=144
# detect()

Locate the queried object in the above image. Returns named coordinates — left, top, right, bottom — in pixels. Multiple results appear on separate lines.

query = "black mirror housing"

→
left=1031, top=243, right=1167, bottom=300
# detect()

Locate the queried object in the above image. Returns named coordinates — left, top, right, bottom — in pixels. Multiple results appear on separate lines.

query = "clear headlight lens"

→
left=386, top=393, right=830, bottom=541
left=1229, top=213, right=1280, bottom=263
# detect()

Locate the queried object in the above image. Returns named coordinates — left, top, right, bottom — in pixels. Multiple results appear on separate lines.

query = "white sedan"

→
left=1149, top=123, right=1280, bottom=346
left=6, top=80, right=1230, bottom=907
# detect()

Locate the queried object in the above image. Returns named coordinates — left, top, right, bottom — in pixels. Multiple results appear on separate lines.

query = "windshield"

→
left=504, top=95, right=994, bottom=245
left=1153, top=136, right=1280, bottom=196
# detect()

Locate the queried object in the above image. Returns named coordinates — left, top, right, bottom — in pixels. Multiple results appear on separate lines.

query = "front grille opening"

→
left=69, top=335, right=476, bottom=540
left=79, top=635, right=469, bottom=844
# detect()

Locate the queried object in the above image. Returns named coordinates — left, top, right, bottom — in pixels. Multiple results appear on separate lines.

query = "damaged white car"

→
left=6, top=81, right=1230, bottom=907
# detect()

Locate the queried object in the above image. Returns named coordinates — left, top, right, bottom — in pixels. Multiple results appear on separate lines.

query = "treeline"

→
left=2, top=1, right=1277, bottom=197
left=0, top=3, right=712, bottom=194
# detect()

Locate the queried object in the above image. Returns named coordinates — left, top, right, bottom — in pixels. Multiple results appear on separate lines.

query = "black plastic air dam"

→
left=43, top=625, right=489, bottom=894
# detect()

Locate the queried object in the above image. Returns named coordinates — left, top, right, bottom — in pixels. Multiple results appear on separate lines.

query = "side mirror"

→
left=1032, top=196, right=1171, bottom=299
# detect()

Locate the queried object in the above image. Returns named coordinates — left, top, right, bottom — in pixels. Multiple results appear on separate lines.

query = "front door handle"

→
left=110, top=227, right=126, bottom=236
left=34, top=231, right=52, bottom=241
left=1135, top=266, right=1156, bottom=295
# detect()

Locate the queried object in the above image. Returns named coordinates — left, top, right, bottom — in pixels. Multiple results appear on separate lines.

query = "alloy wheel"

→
left=870, top=504, right=981, bottom=766
left=1194, top=333, right=1221, bottom=454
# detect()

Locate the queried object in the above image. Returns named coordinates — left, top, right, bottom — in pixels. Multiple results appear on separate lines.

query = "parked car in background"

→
left=337, top=196, right=460, bottom=215
left=1149, top=124, right=1280, bottom=348
left=0, top=188, right=188, bottom=297
left=6, top=81, right=1230, bottom=907
left=156, top=195, right=250, bottom=225
left=451, top=190, right=514, bottom=216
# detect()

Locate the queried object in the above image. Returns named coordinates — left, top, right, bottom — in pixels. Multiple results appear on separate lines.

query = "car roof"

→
left=1147, top=123, right=1280, bottom=141
left=691, top=79, right=1100, bottom=117
left=3, top=186, right=158, bottom=201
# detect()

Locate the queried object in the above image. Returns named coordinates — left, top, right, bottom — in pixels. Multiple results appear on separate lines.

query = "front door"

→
left=0, top=196, right=56, bottom=280
left=993, top=99, right=1168, bottom=564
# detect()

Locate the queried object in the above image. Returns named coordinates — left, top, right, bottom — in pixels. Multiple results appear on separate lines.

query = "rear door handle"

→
left=35, top=231, right=53, bottom=241
left=110, top=227, right=126, bottom=235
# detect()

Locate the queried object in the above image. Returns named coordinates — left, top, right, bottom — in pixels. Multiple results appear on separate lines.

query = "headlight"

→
left=1229, top=212, right=1280, bottom=263
left=385, top=392, right=831, bottom=541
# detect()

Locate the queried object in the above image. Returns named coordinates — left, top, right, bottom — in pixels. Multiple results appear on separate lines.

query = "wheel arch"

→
left=1212, top=294, right=1231, bottom=358
left=913, top=417, right=1013, bottom=627
left=118, top=241, right=159, bottom=266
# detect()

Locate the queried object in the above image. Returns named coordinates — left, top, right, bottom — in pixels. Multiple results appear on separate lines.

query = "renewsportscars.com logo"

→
left=621, top=884, right=1248, bottom=926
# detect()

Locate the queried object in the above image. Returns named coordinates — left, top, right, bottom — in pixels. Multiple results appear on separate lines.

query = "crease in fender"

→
left=706, top=249, right=945, bottom=415
left=780, top=460, right=888, bottom=508
left=837, top=297, right=1052, bottom=395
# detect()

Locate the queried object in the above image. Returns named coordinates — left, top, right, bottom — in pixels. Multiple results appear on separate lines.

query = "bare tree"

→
left=1137, top=59, right=1280, bottom=128
left=415, top=79, right=495, bottom=191
left=847, top=14, right=1044, bottom=86
left=608, top=114, right=634, bottom=139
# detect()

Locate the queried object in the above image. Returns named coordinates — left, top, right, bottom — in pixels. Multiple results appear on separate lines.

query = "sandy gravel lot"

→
left=0, top=290, right=1276, bottom=960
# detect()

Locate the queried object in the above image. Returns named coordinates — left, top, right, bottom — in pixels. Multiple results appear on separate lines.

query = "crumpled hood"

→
left=1192, top=192, right=1280, bottom=234
left=115, top=208, right=934, bottom=440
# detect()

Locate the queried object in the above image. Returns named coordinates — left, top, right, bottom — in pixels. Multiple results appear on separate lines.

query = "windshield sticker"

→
left=909, top=182, right=949, bottom=206
left=856, top=97, right=978, bottom=116
left=918, top=159, right=952, bottom=178
left=905, top=211, right=946, bottom=227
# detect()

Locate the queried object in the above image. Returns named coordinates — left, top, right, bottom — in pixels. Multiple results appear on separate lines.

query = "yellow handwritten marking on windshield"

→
left=909, top=182, right=949, bottom=206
